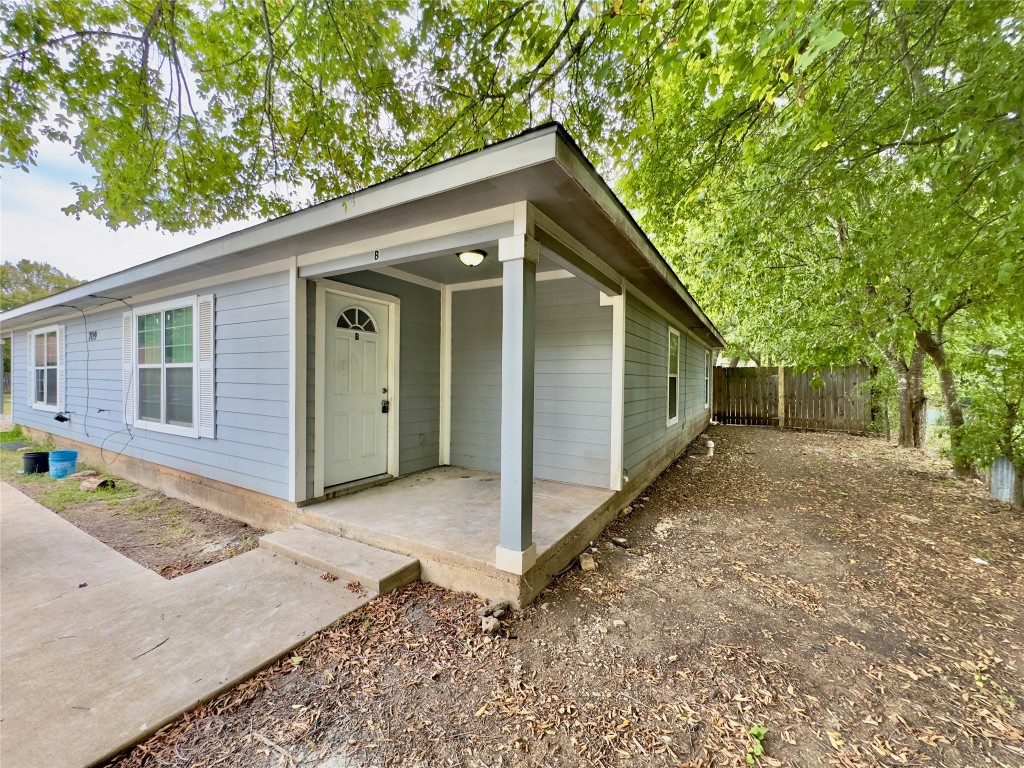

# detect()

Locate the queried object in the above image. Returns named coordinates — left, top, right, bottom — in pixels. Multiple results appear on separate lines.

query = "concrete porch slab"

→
left=260, top=524, right=420, bottom=594
left=0, top=483, right=375, bottom=768
left=296, top=466, right=615, bottom=605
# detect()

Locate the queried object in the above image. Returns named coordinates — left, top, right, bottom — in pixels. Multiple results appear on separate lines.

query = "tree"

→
left=3, top=1, right=1021, bottom=473
left=953, top=318, right=1024, bottom=506
left=1, top=1, right=853, bottom=229
left=0, top=259, right=82, bottom=379
left=619, top=1, right=1023, bottom=468
left=0, top=259, right=82, bottom=311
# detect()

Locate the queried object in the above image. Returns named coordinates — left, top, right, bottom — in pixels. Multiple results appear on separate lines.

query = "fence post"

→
left=777, top=366, right=786, bottom=429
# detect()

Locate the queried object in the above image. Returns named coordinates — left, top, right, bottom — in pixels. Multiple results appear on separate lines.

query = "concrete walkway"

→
left=0, top=483, right=372, bottom=768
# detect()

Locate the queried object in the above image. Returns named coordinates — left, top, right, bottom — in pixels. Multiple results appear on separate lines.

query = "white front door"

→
left=324, top=293, right=389, bottom=487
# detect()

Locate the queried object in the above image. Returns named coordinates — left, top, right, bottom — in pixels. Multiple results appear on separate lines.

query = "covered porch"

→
left=296, top=466, right=615, bottom=604
left=300, top=196, right=628, bottom=590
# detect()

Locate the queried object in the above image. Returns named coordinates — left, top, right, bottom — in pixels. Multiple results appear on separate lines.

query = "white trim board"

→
left=1, top=259, right=295, bottom=332
left=533, top=208, right=623, bottom=295
left=439, top=285, right=452, bottom=466
left=600, top=292, right=625, bottom=491
left=297, top=207, right=517, bottom=278
left=448, top=269, right=573, bottom=293
left=375, top=266, right=444, bottom=292
left=289, top=264, right=308, bottom=502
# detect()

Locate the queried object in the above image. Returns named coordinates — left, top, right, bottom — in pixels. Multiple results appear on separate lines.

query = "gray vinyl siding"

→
left=329, top=271, right=441, bottom=477
left=623, top=293, right=710, bottom=475
left=450, top=277, right=612, bottom=488
left=10, top=271, right=293, bottom=499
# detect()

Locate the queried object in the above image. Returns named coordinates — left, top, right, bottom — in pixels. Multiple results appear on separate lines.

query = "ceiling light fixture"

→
left=458, top=249, right=487, bottom=267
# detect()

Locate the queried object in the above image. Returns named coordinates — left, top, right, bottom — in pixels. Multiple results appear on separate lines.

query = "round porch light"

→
left=458, top=249, right=487, bottom=267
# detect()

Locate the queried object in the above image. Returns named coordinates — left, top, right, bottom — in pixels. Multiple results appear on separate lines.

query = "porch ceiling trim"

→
left=532, top=208, right=623, bottom=296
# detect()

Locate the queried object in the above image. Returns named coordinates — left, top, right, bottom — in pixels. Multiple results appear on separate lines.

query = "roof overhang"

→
left=0, top=124, right=725, bottom=348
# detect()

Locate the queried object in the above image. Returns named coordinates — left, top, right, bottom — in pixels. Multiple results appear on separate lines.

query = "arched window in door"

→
left=336, top=307, right=377, bottom=333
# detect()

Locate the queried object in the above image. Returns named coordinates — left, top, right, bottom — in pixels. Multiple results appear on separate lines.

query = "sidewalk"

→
left=0, top=483, right=371, bottom=768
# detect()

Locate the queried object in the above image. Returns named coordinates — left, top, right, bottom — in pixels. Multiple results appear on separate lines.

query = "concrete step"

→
left=259, top=525, right=419, bottom=595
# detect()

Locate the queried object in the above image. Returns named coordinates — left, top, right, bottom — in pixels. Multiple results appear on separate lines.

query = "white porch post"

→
left=495, top=233, right=539, bottom=575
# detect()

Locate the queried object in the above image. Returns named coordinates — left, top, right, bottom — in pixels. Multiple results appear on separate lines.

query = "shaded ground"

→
left=1, top=429, right=257, bottom=578
left=108, top=426, right=1023, bottom=767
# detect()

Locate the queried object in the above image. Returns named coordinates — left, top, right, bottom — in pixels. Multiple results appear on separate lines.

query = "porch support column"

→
left=495, top=233, right=539, bottom=575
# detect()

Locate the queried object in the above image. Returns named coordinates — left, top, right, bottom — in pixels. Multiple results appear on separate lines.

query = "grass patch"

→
left=1, top=431, right=140, bottom=513
left=121, top=496, right=164, bottom=519
left=162, top=515, right=195, bottom=542
left=0, top=424, right=26, bottom=443
left=35, top=477, right=138, bottom=513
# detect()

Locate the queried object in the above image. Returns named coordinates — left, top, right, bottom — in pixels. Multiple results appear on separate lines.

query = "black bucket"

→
left=22, top=452, right=50, bottom=475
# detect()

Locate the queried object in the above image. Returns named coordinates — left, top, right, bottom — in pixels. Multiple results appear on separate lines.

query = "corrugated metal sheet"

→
left=991, top=456, right=1023, bottom=506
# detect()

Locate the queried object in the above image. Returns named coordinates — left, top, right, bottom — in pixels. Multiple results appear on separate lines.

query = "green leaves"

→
left=794, top=27, right=847, bottom=73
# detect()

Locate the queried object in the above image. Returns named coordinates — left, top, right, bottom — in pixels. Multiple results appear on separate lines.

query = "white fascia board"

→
left=1, top=129, right=560, bottom=327
left=297, top=207, right=515, bottom=278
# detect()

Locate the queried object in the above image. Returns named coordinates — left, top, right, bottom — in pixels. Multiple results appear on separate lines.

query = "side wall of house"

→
left=450, top=277, right=613, bottom=488
left=623, top=292, right=711, bottom=478
left=11, top=271, right=293, bottom=499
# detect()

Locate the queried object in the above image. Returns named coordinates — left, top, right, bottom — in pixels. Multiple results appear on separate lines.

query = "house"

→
left=0, top=124, right=725, bottom=605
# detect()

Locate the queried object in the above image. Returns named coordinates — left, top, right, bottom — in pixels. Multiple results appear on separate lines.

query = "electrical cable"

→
left=71, top=295, right=139, bottom=466
left=93, top=296, right=137, bottom=466
left=57, top=305, right=90, bottom=438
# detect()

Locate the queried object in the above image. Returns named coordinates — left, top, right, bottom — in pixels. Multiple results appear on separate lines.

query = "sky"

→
left=1, top=140, right=252, bottom=281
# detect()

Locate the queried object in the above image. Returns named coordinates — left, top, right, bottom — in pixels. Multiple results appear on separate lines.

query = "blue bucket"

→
left=48, top=450, right=79, bottom=479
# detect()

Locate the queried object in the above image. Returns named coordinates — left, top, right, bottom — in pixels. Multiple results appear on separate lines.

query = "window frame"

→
left=29, top=325, right=60, bottom=412
left=131, top=297, right=200, bottom=438
left=704, top=349, right=711, bottom=409
left=666, top=326, right=680, bottom=427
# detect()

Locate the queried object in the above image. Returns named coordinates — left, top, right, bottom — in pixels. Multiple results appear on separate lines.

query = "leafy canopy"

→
left=0, top=258, right=82, bottom=311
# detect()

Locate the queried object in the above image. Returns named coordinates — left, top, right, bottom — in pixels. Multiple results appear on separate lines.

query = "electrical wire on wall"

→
left=56, top=296, right=138, bottom=466
left=57, top=305, right=90, bottom=437
left=92, top=296, right=136, bottom=466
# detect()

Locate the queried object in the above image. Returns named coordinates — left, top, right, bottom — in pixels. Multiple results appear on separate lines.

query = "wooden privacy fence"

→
left=713, top=365, right=872, bottom=433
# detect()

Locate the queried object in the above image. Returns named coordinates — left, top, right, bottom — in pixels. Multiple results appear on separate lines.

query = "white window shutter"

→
left=57, top=325, right=66, bottom=411
left=26, top=331, right=33, bottom=407
left=122, top=311, right=135, bottom=426
left=197, top=294, right=215, bottom=438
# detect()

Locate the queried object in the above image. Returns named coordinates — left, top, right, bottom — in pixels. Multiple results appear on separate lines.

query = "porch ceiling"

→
left=387, top=250, right=565, bottom=285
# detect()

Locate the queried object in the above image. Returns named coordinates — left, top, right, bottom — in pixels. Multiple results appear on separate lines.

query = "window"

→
left=137, top=305, right=194, bottom=429
left=124, top=295, right=215, bottom=439
left=667, top=327, right=680, bottom=426
left=704, top=349, right=711, bottom=409
left=336, top=306, right=377, bottom=332
left=29, top=326, right=62, bottom=411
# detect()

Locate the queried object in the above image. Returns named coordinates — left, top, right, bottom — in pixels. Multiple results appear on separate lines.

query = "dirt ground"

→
left=108, top=426, right=1023, bottom=767
left=1, top=443, right=257, bottom=578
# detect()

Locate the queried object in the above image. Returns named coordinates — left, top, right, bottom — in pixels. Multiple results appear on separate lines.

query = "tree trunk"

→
left=916, top=328, right=973, bottom=477
left=884, top=345, right=927, bottom=448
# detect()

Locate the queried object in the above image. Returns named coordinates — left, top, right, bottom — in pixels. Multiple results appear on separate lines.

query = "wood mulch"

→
left=106, top=426, right=1023, bottom=767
